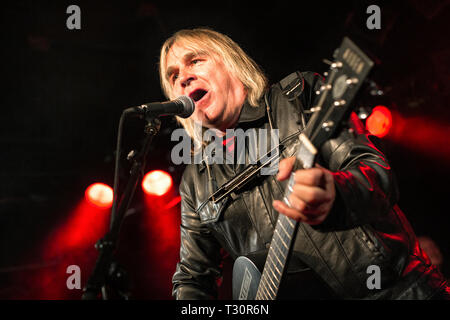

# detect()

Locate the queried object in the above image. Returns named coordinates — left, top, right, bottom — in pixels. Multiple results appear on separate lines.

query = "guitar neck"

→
left=256, top=213, right=299, bottom=300
left=256, top=134, right=316, bottom=300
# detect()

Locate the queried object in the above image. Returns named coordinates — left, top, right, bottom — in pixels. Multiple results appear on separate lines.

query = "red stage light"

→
left=85, top=183, right=114, bottom=208
left=142, top=170, right=173, bottom=196
left=366, top=105, right=392, bottom=138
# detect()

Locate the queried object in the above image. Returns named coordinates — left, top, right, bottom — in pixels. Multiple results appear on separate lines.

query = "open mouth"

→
left=189, top=89, right=208, bottom=102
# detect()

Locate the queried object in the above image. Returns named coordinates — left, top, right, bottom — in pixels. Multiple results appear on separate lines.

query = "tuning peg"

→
left=333, top=100, right=346, bottom=106
left=322, top=121, right=335, bottom=131
left=331, top=61, right=343, bottom=69
left=316, top=83, right=332, bottom=95
left=320, top=84, right=333, bottom=91
left=345, top=77, right=359, bottom=85
left=323, top=59, right=343, bottom=69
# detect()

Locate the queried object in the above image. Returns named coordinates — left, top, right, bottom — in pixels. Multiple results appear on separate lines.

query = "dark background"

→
left=0, top=0, right=449, bottom=299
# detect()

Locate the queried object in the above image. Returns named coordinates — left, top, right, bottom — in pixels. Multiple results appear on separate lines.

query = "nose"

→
left=179, top=70, right=195, bottom=88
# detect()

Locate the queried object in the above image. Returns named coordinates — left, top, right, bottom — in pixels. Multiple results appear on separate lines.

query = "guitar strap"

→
left=204, top=71, right=308, bottom=205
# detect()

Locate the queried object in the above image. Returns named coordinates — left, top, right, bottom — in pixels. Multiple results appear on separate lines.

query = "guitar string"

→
left=274, top=228, right=288, bottom=249
left=278, top=217, right=292, bottom=239
left=258, top=268, right=274, bottom=298
left=265, top=249, right=281, bottom=281
left=269, top=242, right=284, bottom=270
left=256, top=279, right=270, bottom=300
left=260, top=234, right=288, bottom=299
left=284, top=215, right=295, bottom=228
left=255, top=279, right=264, bottom=300
left=272, top=237, right=287, bottom=260
left=264, top=268, right=278, bottom=296
left=267, top=252, right=282, bottom=276
left=259, top=271, right=277, bottom=298
left=258, top=256, right=278, bottom=299
left=257, top=282, right=271, bottom=300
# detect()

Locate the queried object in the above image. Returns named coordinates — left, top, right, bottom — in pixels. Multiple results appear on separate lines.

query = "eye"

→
left=171, top=73, right=179, bottom=84
left=191, top=59, right=202, bottom=65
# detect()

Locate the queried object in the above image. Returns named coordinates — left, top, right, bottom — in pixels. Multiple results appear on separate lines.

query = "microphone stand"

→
left=82, top=115, right=161, bottom=300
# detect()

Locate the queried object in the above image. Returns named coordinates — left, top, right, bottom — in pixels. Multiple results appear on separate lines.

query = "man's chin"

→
left=198, top=113, right=220, bottom=128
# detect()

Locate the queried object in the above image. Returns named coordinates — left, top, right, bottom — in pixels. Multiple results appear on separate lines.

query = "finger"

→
left=306, top=202, right=331, bottom=225
left=273, top=200, right=308, bottom=222
left=293, top=168, right=326, bottom=187
left=273, top=200, right=327, bottom=225
left=315, top=165, right=336, bottom=191
left=276, top=157, right=296, bottom=181
left=323, top=169, right=336, bottom=193
left=292, top=184, right=331, bottom=206
left=287, top=192, right=327, bottom=219
left=286, top=192, right=308, bottom=212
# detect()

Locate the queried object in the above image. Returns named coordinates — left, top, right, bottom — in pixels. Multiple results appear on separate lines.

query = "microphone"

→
left=124, top=95, right=195, bottom=118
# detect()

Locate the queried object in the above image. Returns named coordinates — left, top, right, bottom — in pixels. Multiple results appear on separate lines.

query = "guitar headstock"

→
left=304, top=37, right=374, bottom=149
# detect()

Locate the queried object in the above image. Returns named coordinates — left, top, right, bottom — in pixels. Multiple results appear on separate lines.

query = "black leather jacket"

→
left=172, top=71, right=448, bottom=299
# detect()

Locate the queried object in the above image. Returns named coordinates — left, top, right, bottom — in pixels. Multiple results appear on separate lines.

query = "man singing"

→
left=158, top=27, right=449, bottom=299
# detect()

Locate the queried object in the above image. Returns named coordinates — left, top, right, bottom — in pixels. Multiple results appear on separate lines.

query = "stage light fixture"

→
left=366, top=105, right=392, bottom=138
left=85, top=183, right=114, bottom=208
left=142, top=170, right=173, bottom=196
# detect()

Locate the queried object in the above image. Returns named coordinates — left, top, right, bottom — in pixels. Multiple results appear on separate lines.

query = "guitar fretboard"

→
left=256, top=208, right=299, bottom=300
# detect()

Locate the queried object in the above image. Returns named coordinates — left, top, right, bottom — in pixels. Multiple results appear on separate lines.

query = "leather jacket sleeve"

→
left=298, top=71, right=399, bottom=229
left=172, top=166, right=223, bottom=299
left=318, top=117, right=399, bottom=229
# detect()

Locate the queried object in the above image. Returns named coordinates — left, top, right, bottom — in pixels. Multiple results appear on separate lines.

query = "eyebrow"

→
left=165, top=50, right=209, bottom=80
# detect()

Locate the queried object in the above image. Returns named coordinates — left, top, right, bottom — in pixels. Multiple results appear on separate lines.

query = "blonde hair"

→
left=158, top=28, right=268, bottom=146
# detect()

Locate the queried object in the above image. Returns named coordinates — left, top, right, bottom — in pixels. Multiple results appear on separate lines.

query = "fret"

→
left=258, top=282, right=271, bottom=300
left=267, top=251, right=282, bottom=276
left=271, top=238, right=287, bottom=260
left=258, top=263, right=279, bottom=300
left=265, top=257, right=280, bottom=283
left=278, top=218, right=292, bottom=239
left=264, top=271, right=278, bottom=295
left=283, top=215, right=296, bottom=229
left=261, top=285, right=271, bottom=300
left=257, top=279, right=271, bottom=300
left=256, top=188, right=298, bottom=302
left=262, top=274, right=277, bottom=297
left=274, top=228, right=288, bottom=249
left=256, top=279, right=264, bottom=299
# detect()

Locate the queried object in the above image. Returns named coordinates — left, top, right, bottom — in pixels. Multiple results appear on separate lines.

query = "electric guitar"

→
left=232, top=37, right=374, bottom=300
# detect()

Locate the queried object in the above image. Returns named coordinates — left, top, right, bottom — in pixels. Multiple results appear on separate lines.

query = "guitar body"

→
left=232, top=254, right=338, bottom=300
left=232, top=256, right=261, bottom=300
